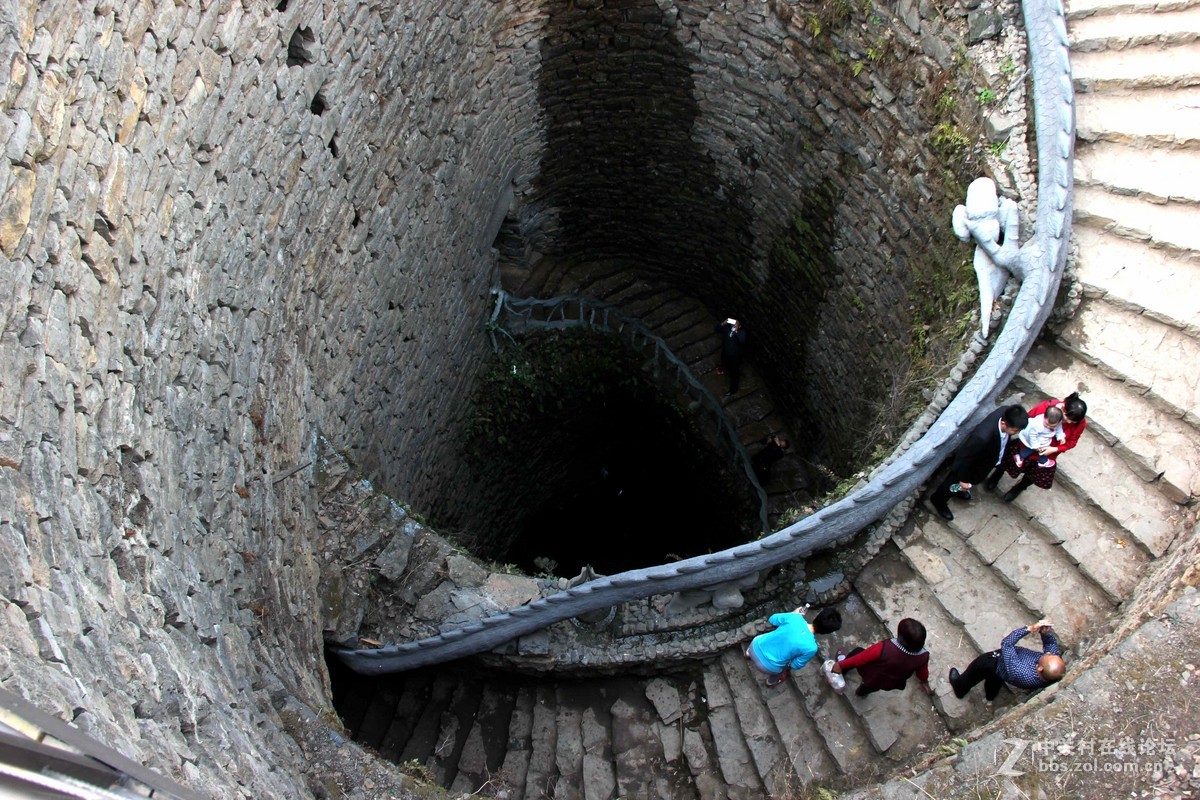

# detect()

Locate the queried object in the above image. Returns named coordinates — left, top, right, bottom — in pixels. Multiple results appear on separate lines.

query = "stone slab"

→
left=494, top=686, right=535, bottom=796
left=582, top=706, right=617, bottom=800
left=610, top=694, right=679, bottom=800
left=716, top=649, right=796, bottom=792
left=682, top=725, right=730, bottom=800
left=1019, top=339, right=1200, bottom=502
left=1076, top=140, right=1200, bottom=204
left=523, top=685, right=559, bottom=800
left=856, top=545, right=986, bottom=730
left=826, top=593, right=944, bottom=762
left=1076, top=86, right=1200, bottom=145
left=1046, top=418, right=1184, bottom=558
left=1057, top=277, right=1200, bottom=425
left=700, top=667, right=767, bottom=798
left=786, top=648, right=881, bottom=775
left=751, top=649, right=838, bottom=786
left=553, top=698, right=584, bottom=800
left=1075, top=183, right=1200, bottom=254
left=899, top=518, right=1032, bottom=653
left=1069, top=5, right=1200, bottom=48
left=1007, top=470, right=1151, bottom=604
left=1073, top=41, right=1200, bottom=88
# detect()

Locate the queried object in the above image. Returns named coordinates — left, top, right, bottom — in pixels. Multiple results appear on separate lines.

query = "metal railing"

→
left=488, top=290, right=771, bottom=534
left=334, top=0, right=1074, bottom=675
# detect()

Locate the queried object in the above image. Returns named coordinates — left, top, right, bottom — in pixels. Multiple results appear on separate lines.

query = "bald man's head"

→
left=1038, top=654, right=1065, bottom=683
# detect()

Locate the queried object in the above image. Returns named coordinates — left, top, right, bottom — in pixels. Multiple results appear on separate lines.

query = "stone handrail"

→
left=489, top=289, right=771, bottom=534
left=333, top=0, right=1073, bottom=675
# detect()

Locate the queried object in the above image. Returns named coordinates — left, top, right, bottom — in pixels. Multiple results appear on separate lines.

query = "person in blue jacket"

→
left=745, top=606, right=842, bottom=686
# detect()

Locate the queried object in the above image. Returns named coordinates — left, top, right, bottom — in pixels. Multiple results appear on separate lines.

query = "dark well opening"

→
left=433, top=329, right=759, bottom=576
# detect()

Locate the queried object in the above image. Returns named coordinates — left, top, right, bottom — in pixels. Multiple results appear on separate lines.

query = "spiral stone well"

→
left=11, top=0, right=1198, bottom=798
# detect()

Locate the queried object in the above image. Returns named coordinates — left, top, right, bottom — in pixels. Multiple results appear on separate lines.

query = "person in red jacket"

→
left=986, top=392, right=1088, bottom=502
left=830, top=618, right=932, bottom=697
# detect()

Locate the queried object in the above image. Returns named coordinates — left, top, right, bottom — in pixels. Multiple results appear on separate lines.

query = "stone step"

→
left=426, top=680, right=484, bottom=785
left=494, top=686, right=537, bottom=798
left=658, top=307, right=714, bottom=345
left=582, top=703, right=619, bottom=800
left=715, top=650, right=799, bottom=793
left=824, top=592, right=945, bottom=762
left=1006, top=468, right=1153, bottom=605
left=1073, top=42, right=1200, bottom=90
left=1026, top=406, right=1185, bottom=559
left=1076, top=86, right=1200, bottom=146
left=610, top=684, right=691, bottom=799
left=681, top=718, right=731, bottom=800
left=1072, top=226, right=1200, bottom=336
left=553, top=693, right=585, bottom=800
left=700, top=666, right=769, bottom=798
left=336, top=673, right=382, bottom=738
left=1055, top=298, right=1200, bottom=424
left=448, top=684, right=518, bottom=794
left=1069, top=5, right=1200, bottom=50
left=1075, top=184, right=1200, bottom=253
left=354, top=680, right=403, bottom=750
left=739, top=649, right=840, bottom=787
left=1018, top=340, right=1200, bottom=502
left=855, top=544, right=987, bottom=731
left=1067, top=0, right=1200, bottom=21
left=398, top=674, right=460, bottom=766
left=573, top=271, right=643, bottom=304
left=784, top=644, right=883, bottom=776
left=523, top=685, right=560, bottom=800
left=938, top=491, right=1114, bottom=647
left=897, top=515, right=1033, bottom=654
left=377, top=672, right=434, bottom=761
left=1076, top=140, right=1200, bottom=204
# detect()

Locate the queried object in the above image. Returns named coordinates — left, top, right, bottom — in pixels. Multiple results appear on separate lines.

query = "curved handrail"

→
left=490, top=290, right=771, bottom=533
left=334, top=0, right=1073, bottom=675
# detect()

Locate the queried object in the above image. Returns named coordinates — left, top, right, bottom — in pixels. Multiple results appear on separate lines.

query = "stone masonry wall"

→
left=514, top=0, right=989, bottom=469
left=0, top=0, right=544, bottom=796
left=0, top=0, right=1004, bottom=796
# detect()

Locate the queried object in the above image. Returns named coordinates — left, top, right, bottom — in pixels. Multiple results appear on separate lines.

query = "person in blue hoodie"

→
left=745, top=606, right=842, bottom=686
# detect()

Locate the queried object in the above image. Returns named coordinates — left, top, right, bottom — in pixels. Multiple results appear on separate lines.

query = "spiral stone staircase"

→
left=328, top=0, right=1199, bottom=796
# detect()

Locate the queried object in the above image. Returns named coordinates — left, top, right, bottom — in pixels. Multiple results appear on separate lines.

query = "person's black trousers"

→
left=952, top=650, right=1005, bottom=700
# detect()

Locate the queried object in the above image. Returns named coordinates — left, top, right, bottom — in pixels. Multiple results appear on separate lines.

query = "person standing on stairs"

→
left=714, top=317, right=747, bottom=399
left=751, top=434, right=790, bottom=484
left=745, top=606, right=842, bottom=687
left=830, top=618, right=933, bottom=698
left=947, top=620, right=1065, bottom=701
left=928, top=404, right=1029, bottom=521
left=985, top=393, right=1088, bottom=503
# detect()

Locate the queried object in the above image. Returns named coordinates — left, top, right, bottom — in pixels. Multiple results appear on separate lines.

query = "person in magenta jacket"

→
left=831, top=618, right=932, bottom=697
left=745, top=607, right=842, bottom=687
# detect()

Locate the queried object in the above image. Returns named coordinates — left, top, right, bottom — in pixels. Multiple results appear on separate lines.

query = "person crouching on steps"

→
left=745, top=606, right=842, bottom=687
left=831, top=618, right=933, bottom=697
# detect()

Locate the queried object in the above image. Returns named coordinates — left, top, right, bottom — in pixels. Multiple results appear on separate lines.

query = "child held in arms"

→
left=1015, top=405, right=1065, bottom=469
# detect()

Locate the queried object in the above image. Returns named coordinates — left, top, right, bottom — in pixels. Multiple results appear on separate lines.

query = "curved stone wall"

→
left=1, top=0, right=543, bottom=795
left=513, top=0, right=982, bottom=469
left=2, top=0, right=1003, bottom=796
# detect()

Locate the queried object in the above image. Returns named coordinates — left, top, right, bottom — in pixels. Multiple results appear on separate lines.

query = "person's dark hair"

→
left=897, top=618, right=927, bottom=650
left=1044, top=406, right=1064, bottom=426
left=812, top=607, right=842, bottom=635
left=1063, top=392, right=1087, bottom=423
left=1003, top=404, right=1029, bottom=430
